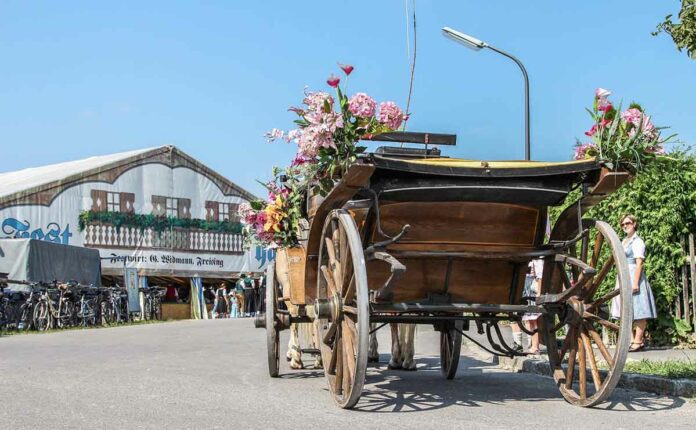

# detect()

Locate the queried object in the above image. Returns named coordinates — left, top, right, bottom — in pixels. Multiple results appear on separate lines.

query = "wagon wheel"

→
left=316, top=209, right=369, bottom=409
left=440, top=320, right=463, bottom=380
left=266, top=258, right=280, bottom=378
left=543, top=219, right=632, bottom=407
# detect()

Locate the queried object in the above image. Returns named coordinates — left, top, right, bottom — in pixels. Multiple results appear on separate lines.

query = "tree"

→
left=653, top=0, right=696, bottom=59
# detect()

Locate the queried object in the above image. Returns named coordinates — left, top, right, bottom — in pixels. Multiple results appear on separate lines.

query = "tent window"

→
left=166, top=198, right=178, bottom=218
left=218, top=203, right=229, bottom=222
left=107, top=192, right=120, bottom=213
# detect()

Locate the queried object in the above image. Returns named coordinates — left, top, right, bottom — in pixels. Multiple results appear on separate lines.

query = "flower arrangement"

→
left=573, top=88, right=676, bottom=173
left=244, top=64, right=408, bottom=248
left=265, top=63, right=408, bottom=196
left=239, top=161, right=318, bottom=248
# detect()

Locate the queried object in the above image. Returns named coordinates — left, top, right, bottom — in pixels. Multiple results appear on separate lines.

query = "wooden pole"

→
left=689, top=234, right=696, bottom=328
left=680, top=236, right=687, bottom=320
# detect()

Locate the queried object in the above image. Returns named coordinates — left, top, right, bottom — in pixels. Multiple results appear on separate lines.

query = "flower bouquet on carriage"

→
left=240, top=63, right=408, bottom=250
left=573, top=88, right=676, bottom=174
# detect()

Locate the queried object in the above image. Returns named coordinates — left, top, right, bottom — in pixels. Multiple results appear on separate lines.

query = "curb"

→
left=498, top=355, right=696, bottom=398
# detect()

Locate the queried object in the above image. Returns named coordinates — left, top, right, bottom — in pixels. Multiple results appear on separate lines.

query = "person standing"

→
left=228, top=288, right=239, bottom=318
left=522, top=259, right=543, bottom=354
left=611, top=214, right=657, bottom=352
left=235, top=275, right=246, bottom=317
left=243, top=275, right=256, bottom=317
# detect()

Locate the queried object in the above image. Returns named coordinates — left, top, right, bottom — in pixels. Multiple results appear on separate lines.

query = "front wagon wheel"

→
left=316, top=210, right=369, bottom=409
left=543, top=219, right=632, bottom=407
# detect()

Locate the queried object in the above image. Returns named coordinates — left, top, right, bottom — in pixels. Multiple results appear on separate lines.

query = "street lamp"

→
left=442, top=27, right=531, bottom=160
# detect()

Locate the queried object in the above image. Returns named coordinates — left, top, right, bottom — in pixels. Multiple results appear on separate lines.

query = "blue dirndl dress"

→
left=611, top=234, right=657, bottom=320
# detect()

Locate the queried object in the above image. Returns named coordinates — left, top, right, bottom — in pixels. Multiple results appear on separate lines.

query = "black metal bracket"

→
left=361, top=188, right=410, bottom=253
left=367, top=251, right=406, bottom=303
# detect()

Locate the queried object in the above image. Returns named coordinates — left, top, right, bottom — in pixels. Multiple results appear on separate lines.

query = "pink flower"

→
left=595, top=88, right=611, bottom=99
left=574, top=143, right=598, bottom=160
left=290, top=153, right=311, bottom=167
left=597, top=101, right=613, bottom=113
left=621, top=108, right=642, bottom=126
left=601, top=118, right=611, bottom=127
left=288, top=106, right=306, bottom=116
left=327, top=74, right=340, bottom=88
left=303, top=91, right=334, bottom=113
left=348, top=92, right=376, bottom=118
left=285, top=129, right=302, bottom=143
left=338, top=62, right=354, bottom=76
left=584, top=124, right=598, bottom=137
left=264, top=128, right=285, bottom=143
left=378, top=101, right=406, bottom=130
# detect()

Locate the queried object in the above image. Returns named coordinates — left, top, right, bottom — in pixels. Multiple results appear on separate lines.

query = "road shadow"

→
left=353, top=354, right=686, bottom=413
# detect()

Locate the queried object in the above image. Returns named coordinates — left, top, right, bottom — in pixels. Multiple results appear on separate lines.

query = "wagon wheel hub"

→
left=314, top=292, right=344, bottom=323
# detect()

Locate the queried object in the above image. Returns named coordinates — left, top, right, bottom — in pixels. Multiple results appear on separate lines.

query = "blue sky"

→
left=1, top=1, right=693, bottom=197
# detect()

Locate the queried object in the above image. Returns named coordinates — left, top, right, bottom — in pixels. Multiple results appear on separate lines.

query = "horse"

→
left=368, top=323, right=417, bottom=370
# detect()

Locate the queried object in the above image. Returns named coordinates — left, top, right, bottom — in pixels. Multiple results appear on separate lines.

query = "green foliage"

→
left=653, top=0, right=696, bottom=59
left=551, top=151, right=696, bottom=345
left=77, top=211, right=243, bottom=234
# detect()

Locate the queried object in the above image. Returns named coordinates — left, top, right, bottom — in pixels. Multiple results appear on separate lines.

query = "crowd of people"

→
left=210, top=273, right=265, bottom=319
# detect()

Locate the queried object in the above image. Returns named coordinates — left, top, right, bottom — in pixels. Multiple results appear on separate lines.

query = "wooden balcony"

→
left=82, top=222, right=244, bottom=254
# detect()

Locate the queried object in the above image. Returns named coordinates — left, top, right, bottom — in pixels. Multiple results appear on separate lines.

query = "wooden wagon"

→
left=260, top=131, right=633, bottom=408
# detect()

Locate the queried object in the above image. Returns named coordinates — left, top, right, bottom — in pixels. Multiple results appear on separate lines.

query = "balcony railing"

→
left=82, top=222, right=244, bottom=254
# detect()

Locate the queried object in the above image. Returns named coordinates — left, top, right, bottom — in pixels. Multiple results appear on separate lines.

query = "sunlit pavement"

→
left=1, top=319, right=694, bottom=429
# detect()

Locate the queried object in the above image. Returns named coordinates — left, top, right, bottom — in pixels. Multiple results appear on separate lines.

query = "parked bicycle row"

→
left=0, top=280, right=165, bottom=332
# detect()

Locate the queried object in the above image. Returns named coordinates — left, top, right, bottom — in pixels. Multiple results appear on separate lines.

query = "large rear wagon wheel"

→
left=543, top=219, right=632, bottom=407
left=266, top=259, right=280, bottom=378
left=440, top=320, right=463, bottom=380
left=316, top=210, right=369, bottom=409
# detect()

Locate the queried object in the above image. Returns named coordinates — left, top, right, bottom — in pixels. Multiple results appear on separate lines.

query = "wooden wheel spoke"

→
left=343, top=274, right=355, bottom=303
left=342, top=320, right=357, bottom=382
left=581, top=329, right=603, bottom=391
left=577, top=335, right=587, bottom=399
left=583, top=311, right=620, bottom=332
left=334, top=327, right=344, bottom=393
left=321, top=265, right=338, bottom=295
left=564, top=331, right=577, bottom=389
left=587, top=289, right=620, bottom=312
left=584, top=255, right=615, bottom=298
left=559, top=326, right=575, bottom=364
left=590, top=231, right=604, bottom=268
left=585, top=322, right=614, bottom=367
left=343, top=305, right=358, bottom=315
left=323, top=322, right=338, bottom=347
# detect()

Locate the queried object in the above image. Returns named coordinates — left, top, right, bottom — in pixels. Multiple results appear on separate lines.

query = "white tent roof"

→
left=0, top=147, right=155, bottom=199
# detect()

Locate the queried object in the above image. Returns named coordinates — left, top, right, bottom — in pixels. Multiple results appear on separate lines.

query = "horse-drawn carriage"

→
left=259, top=131, right=632, bottom=409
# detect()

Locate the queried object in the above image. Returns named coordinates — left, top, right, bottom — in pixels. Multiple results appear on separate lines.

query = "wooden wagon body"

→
left=262, top=132, right=633, bottom=409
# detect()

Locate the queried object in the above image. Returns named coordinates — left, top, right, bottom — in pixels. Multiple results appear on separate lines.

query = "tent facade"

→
left=0, top=146, right=273, bottom=279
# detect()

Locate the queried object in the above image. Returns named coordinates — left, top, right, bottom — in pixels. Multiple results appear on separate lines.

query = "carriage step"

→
left=301, top=348, right=320, bottom=356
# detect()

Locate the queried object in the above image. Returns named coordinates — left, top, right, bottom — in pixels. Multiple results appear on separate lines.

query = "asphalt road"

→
left=1, top=319, right=694, bottom=429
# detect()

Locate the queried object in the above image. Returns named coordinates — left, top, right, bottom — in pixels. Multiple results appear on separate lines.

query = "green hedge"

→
left=550, top=151, right=696, bottom=345
left=78, top=211, right=243, bottom=234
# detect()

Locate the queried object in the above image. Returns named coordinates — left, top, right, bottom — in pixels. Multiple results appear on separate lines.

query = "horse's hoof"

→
left=387, top=362, right=402, bottom=370
left=289, top=361, right=304, bottom=370
left=401, top=362, right=417, bottom=371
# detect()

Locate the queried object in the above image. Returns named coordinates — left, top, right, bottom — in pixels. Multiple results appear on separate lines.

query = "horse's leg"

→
left=401, top=324, right=417, bottom=371
left=387, top=323, right=402, bottom=369
left=287, top=323, right=304, bottom=369
left=312, top=320, right=323, bottom=369
left=368, top=323, right=379, bottom=362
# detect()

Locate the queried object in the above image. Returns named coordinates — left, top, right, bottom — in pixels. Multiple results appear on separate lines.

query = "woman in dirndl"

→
left=611, top=214, right=657, bottom=352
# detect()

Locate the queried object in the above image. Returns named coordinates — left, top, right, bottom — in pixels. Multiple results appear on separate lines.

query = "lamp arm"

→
left=486, top=45, right=531, bottom=160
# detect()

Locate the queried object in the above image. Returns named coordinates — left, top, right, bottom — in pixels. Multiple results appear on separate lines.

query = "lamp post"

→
left=442, top=27, right=531, bottom=160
